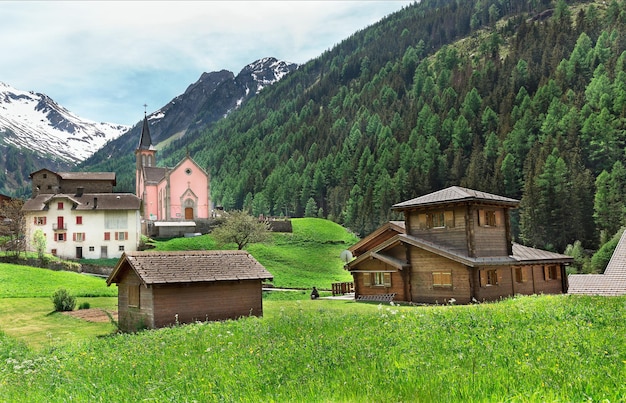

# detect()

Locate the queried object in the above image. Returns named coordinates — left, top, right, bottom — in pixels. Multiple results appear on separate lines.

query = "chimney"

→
left=93, top=197, right=98, bottom=209
left=76, top=187, right=84, bottom=197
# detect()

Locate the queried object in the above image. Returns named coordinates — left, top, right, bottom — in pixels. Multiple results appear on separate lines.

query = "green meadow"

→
left=0, top=218, right=625, bottom=401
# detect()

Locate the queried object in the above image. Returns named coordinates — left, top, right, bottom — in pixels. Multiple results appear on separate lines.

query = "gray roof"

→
left=392, top=186, right=519, bottom=210
left=107, top=250, right=273, bottom=286
left=22, top=193, right=141, bottom=212
left=58, top=172, right=116, bottom=182
left=143, top=166, right=167, bottom=184
left=569, top=229, right=626, bottom=296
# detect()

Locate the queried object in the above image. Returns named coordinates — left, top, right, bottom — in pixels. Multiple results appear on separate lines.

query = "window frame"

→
left=128, top=285, right=140, bottom=308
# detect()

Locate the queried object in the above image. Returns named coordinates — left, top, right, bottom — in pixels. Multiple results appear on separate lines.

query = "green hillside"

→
left=151, top=218, right=358, bottom=289
left=84, top=0, right=626, bottom=257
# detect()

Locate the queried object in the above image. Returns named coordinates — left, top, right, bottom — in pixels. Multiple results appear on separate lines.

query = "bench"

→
left=356, top=293, right=396, bottom=302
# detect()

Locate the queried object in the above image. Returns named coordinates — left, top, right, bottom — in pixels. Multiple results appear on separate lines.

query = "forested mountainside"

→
left=86, top=0, right=626, bottom=253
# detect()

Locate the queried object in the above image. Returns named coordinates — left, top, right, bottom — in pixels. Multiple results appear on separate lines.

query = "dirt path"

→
left=62, top=308, right=118, bottom=323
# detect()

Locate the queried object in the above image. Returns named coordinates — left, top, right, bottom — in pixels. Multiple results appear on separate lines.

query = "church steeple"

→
left=137, top=112, right=155, bottom=151
left=135, top=110, right=158, bottom=199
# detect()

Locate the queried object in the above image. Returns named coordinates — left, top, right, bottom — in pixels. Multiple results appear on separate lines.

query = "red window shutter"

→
left=54, top=233, right=58, bottom=242
left=104, top=232, right=110, bottom=241
left=83, top=233, right=86, bottom=241
left=34, top=217, right=37, bottom=225
left=125, top=232, right=129, bottom=240
left=73, top=233, right=76, bottom=241
left=76, top=216, right=82, bottom=225
left=44, top=217, right=46, bottom=225
left=115, top=232, right=118, bottom=240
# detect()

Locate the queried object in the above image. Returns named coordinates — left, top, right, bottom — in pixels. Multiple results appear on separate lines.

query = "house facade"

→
left=347, top=186, right=572, bottom=304
left=106, top=250, right=273, bottom=332
left=22, top=170, right=141, bottom=260
left=135, top=114, right=212, bottom=231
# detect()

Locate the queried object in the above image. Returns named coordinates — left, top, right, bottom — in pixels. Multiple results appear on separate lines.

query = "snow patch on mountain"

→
left=0, top=82, right=129, bottom=163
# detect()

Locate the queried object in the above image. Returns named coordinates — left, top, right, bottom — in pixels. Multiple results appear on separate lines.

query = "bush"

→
left=78, top=302, right=91, bottom=310
left=52, top=288, right=76, bottom=312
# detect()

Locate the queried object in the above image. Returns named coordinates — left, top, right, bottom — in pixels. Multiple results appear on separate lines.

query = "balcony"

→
left=52, top=223, right=67, bottom=231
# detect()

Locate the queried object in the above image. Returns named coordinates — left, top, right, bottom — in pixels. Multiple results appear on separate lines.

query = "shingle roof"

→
left=392, top=186, right=519, bottom=210
left=569, top=229, right=626, bottom=296
left=22, top=193, right=141, bottom=211
left=107, top=250, right=273, bottom=286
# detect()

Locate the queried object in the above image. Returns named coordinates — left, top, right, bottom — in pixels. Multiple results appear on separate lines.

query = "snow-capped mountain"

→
left=0, top=82, right=129, bottom=163
left=83, top=57, right=297, bottom=165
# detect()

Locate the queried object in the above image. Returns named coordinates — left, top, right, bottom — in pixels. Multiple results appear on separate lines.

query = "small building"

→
left=568, top=229, right=626, bottom=296
left=346, top=186, right=573, bottom=304
left=106, top=250, right=273, bottom=332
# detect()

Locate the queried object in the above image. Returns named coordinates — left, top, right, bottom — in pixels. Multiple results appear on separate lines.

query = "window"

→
left=118, top=245, right=125, bottom=252
left=544, top=265, right=560, bottom=281
left=432, top=272, right=452, bottom=287
left=43, top=173, right=47, bottom=179
left=364, top=272, right=391, bottom=287
left=485, top=210, right=497, bottom=227
left=515, top=267, right=526, bottom=283
left=51, top=249, right=57, bottom=255
left=76, top=216, right=83, bottom=225
left=480, top=269, right=498, bottom=286
left=34, top=217, right=46, bottom=225
left=431, top=212, right=445, bottom=228
left=128, top=285, right=140, bottom=307
left=373, top=272, right=385, bottom=285
left=104, top=232, right=111, bottom=241
left=89, top=246, right=95, bottom=252
left=115, top=232, right=128, bottom=241
left=57, top=202, right=64, bottom=210
left=73, top=233, right=85, bottom=242
left=55, top=233, right=65, bottom=242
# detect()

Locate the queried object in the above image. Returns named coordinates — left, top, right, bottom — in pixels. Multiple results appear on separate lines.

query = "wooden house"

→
left=346, top=186, right=573, bottom=304
left=568, top=229, right=626, bottom=296
left=106, top=250, right=273, bottom=332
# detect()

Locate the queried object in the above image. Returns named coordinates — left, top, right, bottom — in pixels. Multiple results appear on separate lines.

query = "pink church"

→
left=135, top=114, right=212, bottom=234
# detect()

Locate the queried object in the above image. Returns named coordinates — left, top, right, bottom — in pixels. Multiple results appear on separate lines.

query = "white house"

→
left=22, top=170, right=142, bottom=260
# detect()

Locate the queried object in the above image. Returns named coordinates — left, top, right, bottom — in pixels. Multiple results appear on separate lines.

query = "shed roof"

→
left=392, top=186, right=519, bottom=210
left=29, top=169, right=116, bottom=184
left=569, top=229, right=626, bottom=296
left=22, top=193, right=141, bottom=212
left=106, top=250, right=273, bottom=286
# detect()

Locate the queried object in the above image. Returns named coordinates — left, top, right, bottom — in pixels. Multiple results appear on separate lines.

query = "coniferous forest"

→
left=83, top=0, right=626, bottom=258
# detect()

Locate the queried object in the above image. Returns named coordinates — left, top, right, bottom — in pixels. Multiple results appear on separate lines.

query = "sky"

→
left=0, top=1, right=414, bottom=127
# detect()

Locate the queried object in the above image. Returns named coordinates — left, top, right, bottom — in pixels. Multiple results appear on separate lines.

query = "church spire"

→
left=137, top=111, right=154, bottom=150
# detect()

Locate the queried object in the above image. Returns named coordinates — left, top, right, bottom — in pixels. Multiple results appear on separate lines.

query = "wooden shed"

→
left=106, top=250, right=273, bottom=332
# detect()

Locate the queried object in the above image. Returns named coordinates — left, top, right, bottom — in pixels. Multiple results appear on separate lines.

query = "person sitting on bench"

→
left=311, top=286, right=320, bottom=299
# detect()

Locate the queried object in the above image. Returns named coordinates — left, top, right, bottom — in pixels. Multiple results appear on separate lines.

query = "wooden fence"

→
left=331, top=282, right=354, bottom=296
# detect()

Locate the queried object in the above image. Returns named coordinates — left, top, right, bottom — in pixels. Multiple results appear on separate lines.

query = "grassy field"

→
left=0, top=292, right=625, bottom=401
left=1, top=218, right=625, bottom=401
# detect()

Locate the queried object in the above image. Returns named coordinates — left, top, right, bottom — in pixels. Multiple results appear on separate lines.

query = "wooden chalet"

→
left=568, top=229, right=626, bottom=296
left=346, top=186, right=573, bottom=304
left=106, top=250, right=273, bottom=332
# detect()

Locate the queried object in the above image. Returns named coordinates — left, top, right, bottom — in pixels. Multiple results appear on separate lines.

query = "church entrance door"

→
left=185, top=207, right=194, bottom=219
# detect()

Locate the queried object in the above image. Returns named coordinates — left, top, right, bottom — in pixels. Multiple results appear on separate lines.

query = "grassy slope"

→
left=152, top=218, right=358, bottom=289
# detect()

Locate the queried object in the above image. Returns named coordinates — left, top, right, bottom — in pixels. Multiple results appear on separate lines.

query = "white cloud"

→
left=0, top=1, right=412, bottom=125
